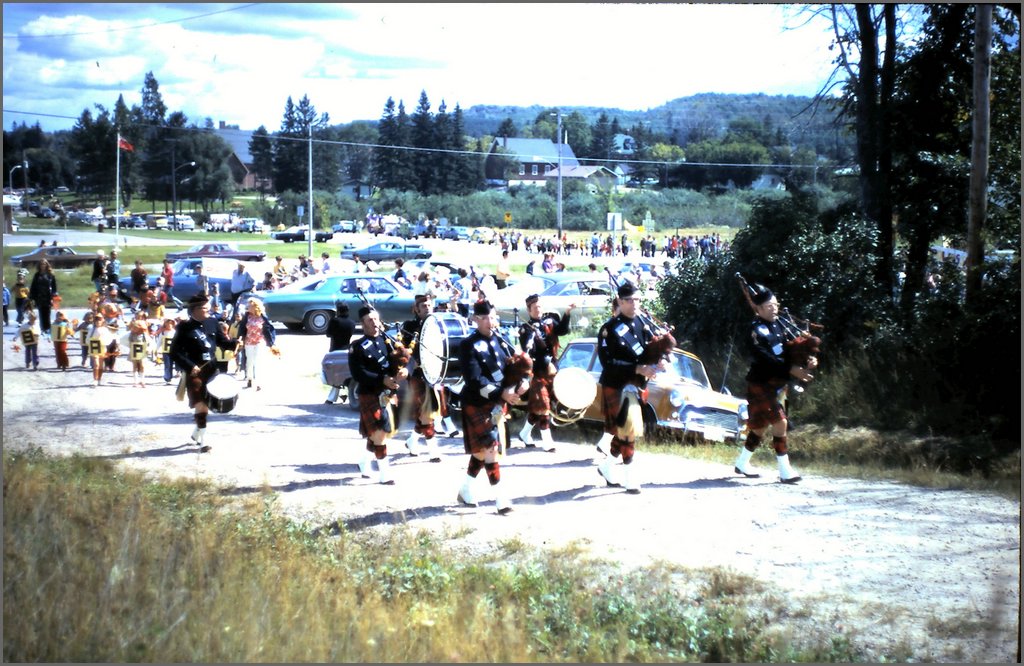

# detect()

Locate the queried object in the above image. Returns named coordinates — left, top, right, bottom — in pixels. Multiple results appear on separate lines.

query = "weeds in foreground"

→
left=3, top=448, right=866, bottom=663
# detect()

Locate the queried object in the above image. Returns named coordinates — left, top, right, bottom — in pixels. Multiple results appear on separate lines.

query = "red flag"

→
left=118, top=137, right=134, bottom=152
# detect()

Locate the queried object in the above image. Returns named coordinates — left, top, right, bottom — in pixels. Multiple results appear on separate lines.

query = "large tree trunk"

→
left=966, top=3, right=992, bottom=304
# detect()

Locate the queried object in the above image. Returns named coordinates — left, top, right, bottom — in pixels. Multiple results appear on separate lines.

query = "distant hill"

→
left=459, top=93, right=845, bottom=154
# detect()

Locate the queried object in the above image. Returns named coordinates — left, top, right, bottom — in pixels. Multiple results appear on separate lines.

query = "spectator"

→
left=129, top=259, right=148, bottom=300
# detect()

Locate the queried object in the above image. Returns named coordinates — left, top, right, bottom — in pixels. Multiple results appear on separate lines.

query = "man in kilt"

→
left=516, top=294, right=575, bottom=451
left=398, top=294, right=443, bottom=462
left=595, top=282, right=663, bottom=494
left=456, top=299, right=528, bottom=514
left=169, top=293, right=239, bottom=453
left=593, top=297, right=619, bottom=458
left=349, top=306, right=407, bottom=484
left=733, top=283, right=815, bottom=483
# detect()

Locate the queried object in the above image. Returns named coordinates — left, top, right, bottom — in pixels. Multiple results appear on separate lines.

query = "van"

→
left=146, top=214, right=169, bottom=230
left=168, top=214, right=195, bottom=231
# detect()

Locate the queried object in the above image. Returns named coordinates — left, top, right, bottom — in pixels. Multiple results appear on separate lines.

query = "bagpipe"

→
left=736, top=273, right=823, bottom=393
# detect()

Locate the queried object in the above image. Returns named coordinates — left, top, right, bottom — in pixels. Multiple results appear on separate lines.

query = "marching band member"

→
left=456, top=299, right=528, bottom=514
left=516, top=294, right=575, bottom=452
left=594, top=282, right=662, bottom=494
left=169, top=293, right=238, bottom=453
left=348, top=306, right=407, bottom=484
left=399, top=294, right=443, bottom=462
left=593, top=297, right=620, bottom=458
left=732, top=283, right=815, bottom=483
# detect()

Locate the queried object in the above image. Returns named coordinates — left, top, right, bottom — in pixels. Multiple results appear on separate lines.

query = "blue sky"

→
left=3, top=3, right=841, bottom=133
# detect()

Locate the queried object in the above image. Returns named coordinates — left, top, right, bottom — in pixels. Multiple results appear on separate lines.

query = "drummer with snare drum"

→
left=169, top=293, right=239, bottom=453
left=516, top=294, right=575, bottom=452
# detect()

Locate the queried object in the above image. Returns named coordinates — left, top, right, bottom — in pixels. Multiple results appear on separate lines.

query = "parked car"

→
left=9, top=246, right=104, bottom=270
left=271, top=225, right=333, bottom=243
left=470, top=226, right=497, bottom=244
left=262, top=273, right=416, bottom=334
left=332, top=220, right=358, bottom=234
left=165, top=242, right=267, bottom=262
left=439, top=225, right=471, bottom=241
left=237, top=217, right=266, bottom=233
left=489, top=272, right=617, bottom=329
left=167, top=214, right=196, bottom=231
left=119, top=257, right=241, bottom=305
left=555, top=338, right=749, bottom=443
left=338, top=240, right=432, bottom=263
left=35, top=207, right=56, bottom=219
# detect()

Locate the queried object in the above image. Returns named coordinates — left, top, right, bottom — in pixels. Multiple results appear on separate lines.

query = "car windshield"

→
left=662, top=352, right=711, bottom=388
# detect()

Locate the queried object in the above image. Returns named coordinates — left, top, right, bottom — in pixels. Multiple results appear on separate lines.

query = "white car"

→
left=168, top=214, right=196, bottom=231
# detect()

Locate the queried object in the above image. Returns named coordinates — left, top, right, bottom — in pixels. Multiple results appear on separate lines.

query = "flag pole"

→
left=115, top=132, right=122, bottom=238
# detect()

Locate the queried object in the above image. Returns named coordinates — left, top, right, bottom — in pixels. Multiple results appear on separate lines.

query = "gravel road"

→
left=3, top=227, right=1020, bottom=662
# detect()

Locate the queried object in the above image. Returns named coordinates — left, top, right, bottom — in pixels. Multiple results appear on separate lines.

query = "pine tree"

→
left=411, top=90, right=435, bottom=194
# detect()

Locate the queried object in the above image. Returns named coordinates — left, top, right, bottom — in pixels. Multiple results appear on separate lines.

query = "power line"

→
left=3, top=4, right=259, bottom=40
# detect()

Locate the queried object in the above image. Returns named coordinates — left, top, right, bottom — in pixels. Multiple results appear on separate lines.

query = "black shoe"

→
left=598, top=468, right=621, bottom=488
left=198, top=445, right=212, bottom=454
left=779, top=476, right=802, bottom=484
left=447, top=429, right=462, bottom=438
left=324, top=400, right=333, bottom=404
left=380, top=479, right=395, bottom=486
left=430, top=457, right=442, bottom=463
left=497, top=506, right=513, bottom=516
left=626, top=488, right=641, bottom=495
left=734, top=466, right=761, bottom=478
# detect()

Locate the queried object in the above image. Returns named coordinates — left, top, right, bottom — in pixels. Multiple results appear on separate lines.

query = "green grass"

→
left=4, top=448, right=867, bottom=663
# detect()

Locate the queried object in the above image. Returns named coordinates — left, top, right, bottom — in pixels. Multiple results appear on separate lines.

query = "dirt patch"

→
left=2, top=325, right=1019, bottom=662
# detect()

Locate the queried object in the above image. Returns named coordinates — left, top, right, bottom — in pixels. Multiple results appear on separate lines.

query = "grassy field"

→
left=3, top=448, right=863, bottom=663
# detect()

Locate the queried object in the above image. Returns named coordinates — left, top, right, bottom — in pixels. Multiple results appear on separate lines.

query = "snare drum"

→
left=206, top=373, right=241, bottom=414
left=550, top=366, right=598, bottom=426
left=418, top=312, right=472, bottom=387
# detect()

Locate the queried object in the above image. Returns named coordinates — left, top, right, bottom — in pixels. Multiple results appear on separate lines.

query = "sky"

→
left=2, top=3, right=841, bottom=134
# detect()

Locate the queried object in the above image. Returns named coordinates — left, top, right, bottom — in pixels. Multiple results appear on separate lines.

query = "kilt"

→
left=600, top=384, right=648, bottom=439
left=745, top=379, right=787, bottom=430
left=358, top=393, right=387, bottom=438
left=527, top=375, right=553, bottom=425
left=185, top=365, right=217, bottom=408
left=408, top=374, right=440, bottom=436
left=461, top=401, right=502, bottom=454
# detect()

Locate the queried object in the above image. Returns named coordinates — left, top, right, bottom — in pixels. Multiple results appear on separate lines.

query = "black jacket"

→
left=348, top=333, right=393, bottom=395
left=745, top=317, right=790, bottom=384
left=597, top=314, right=654, bottom=390
left=169, top=317, right=237, bottom=376
left=458, top=329, right=510, bottom=407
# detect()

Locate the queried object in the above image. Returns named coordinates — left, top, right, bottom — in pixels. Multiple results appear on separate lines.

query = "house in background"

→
left=338, top=179, right=372, bottom=200
left=545, top=165, right=619, bottom=193
left=214, top=123, right=273, bottom=192
left=485, top=137, right=579, bottom=187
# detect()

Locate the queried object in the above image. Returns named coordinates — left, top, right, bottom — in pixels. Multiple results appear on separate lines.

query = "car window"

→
left=366, top=278, right=398, bottom=295
left=560, top=343, right=596, bottom=371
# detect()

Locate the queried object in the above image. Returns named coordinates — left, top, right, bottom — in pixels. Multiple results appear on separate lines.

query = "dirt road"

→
left=2, top=321, right=1019, bottom=662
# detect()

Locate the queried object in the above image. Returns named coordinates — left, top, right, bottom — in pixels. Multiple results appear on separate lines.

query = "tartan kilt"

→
left=461, top=402, right=503, bottom=454
left=186, top=365, right=218, bottom=408
left=409, top=373, right=441, bottom=430
left=745, top=379, right=787, bottom=430
left=600, top=384, right=648, bottom=438
left=527, top=374, right=553, bottom=417
left=358, top=393, right=389, bottom=438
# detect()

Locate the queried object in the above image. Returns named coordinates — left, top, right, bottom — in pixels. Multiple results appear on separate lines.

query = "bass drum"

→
left=418, top=312, right=472, bottom=387
left=550, top=366, right=598, bottom=427
left=206, top=373, right=241, bottom=414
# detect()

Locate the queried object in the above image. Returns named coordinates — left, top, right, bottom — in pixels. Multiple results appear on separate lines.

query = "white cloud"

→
left=3, top=3, right=840, bottom=132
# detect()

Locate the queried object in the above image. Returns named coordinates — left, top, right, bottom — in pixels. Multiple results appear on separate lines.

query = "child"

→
left=75, top=312, right=94, bottom=367
left=15, top=308, right=41, bottom=370
left=13, top=270, right=29, bottom=324
left=51, top=310, right=72, bottom=370
left=87, top=312, right=115, bottom=387
left=153, top=318, right=178, bottom=384
left=127, top=315, right=151, bottom=388
left=2, top=279, right=10, bottom=326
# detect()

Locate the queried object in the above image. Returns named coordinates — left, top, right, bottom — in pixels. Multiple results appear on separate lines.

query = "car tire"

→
left=345, top=379, right=360, bottom=413
left=303, top=309, right=332, bottom=335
